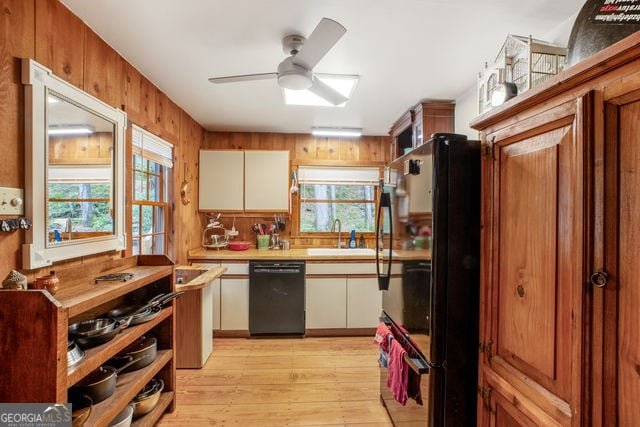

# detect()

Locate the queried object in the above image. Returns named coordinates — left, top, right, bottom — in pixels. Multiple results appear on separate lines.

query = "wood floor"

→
left=157, top=336, right=393, bottom=426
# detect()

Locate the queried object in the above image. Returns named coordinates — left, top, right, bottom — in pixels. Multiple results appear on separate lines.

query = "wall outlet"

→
left=0, top=187, right=24, bottom=215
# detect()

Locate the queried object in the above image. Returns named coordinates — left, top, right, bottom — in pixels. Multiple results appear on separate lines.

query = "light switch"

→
left=0, top=187, right=24, bottom=215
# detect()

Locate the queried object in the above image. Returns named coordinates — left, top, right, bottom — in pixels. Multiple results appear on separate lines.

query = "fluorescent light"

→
left=48, top=126, right=94, bottom=135
left=311, top=127, right=362, bottom=138
left=284, top=74, right=359, bottom=107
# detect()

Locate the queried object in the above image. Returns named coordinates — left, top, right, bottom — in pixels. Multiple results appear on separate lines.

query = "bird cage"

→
left=478, top=35, right=567, bottom=114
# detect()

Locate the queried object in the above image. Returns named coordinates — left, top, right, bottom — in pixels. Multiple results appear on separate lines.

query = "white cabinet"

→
left=346, top=277, right=382, bottom=328
left=305, top=277, right=347, bottom=328
left=244, top=150, right=289, bottom=211
left=201, top=283, right=214, bottom=362
left=211, top=278, right=221, bottom=330
left=220, top=277, right=249, bottom=330
left=199, top=149, right=289, bottom=211
left=199, top=150, right=244, bottom=210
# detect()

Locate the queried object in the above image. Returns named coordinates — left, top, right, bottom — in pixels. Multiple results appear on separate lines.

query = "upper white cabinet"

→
left=199, top=150, right=289, bottom=211
left=244, top=150, right=289, bottom=211
left=199, top=150, right=244, bottom=210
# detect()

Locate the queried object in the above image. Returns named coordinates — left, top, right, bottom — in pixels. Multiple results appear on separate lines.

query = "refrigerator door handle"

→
left=376, top=187, right=393, bottom=291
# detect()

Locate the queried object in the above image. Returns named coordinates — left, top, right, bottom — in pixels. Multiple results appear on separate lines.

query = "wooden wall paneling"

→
left=118, top=57, right=156, bottom=130
left=293, top=134, right=317, bottom=162
left=34, top=0, right=84, bottom=88
left=155, top=89, right=180, bottom=143
left=315, top=136, right=340, bottom=161
left=83, top=26, right=118, bottom=107
left=0, top=0, right=35, bottom=277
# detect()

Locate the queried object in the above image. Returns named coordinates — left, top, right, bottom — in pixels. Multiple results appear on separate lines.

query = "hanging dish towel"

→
left=387, top=338, right=409, bottom=406
left=373, top=322, right=392, bottom=353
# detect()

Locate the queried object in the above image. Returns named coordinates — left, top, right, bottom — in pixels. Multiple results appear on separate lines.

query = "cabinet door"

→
left=199, top=150, right=244, bottom=210
left=211, top=278, right=221, bottom=330
left=220, top=278, right=249, bottom=330
left=201, top=283, right=214, bottom=363
left=244, top=150, right=289, bottom=211
left=480, top=100, right=584, bottom=425
left=346, top=277, right=381, bottom=328
left=595, top=90, right=640, bottom=425
left=305, top=277, right=347, bottom=328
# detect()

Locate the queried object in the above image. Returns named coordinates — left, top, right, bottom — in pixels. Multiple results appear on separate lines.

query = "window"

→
left=131, top=125, right=173, bottom=255
left=298, top=166, right=379, bottom=234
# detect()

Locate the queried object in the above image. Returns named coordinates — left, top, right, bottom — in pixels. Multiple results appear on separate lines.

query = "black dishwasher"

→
left=249, top=260, right=305, bottom=336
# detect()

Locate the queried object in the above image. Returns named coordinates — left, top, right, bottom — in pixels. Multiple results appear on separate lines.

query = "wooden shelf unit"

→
left=0, top=255, right=176, bottom=427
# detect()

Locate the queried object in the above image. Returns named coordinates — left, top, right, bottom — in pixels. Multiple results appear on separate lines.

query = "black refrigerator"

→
left=376, top=133, right=480, bottom=426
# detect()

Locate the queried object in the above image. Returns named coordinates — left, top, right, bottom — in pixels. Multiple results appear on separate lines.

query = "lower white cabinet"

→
left=220, top=277, right=249, bottom=330
left=346, top=277, right=382, bottom=328
left=305, top=277, right=347, bottom=328
left=211, top=278, right=221, bottom=330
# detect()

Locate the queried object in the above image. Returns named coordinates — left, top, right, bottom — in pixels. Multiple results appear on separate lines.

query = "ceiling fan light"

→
left=278, top=72, right=313, bottom=90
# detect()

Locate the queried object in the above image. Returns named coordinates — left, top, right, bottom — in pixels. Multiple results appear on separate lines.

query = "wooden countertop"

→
left=188, top=247, right=431, bottom=262
left=174, top=266, right=227, bottom=291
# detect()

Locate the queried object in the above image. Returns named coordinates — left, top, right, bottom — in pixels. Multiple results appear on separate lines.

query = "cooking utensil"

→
left=108, top=335, right=157, bottom=373
left=251, top=224, right=260, bottom=234
left=130, top=291, right=184, bottom=317
left=71, top=354, right=152, bottom=403
left=261, top=224, right=268, bottom=235
left=109, top=404, right=133, bottom=427
left=131, top=378, right=164, bottom=418
left=68, top=318, right=116, bottom=338
left=70, top=394, right=92, bottom=427
left=67, top=340, right=85, bottom=369
left=72, top=319, right=129, bottom=349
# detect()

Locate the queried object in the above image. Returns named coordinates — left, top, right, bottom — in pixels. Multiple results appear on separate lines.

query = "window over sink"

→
left=297, top=166, right=380, bottom=234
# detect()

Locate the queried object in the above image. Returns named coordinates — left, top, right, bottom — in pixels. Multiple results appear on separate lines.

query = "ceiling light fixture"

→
left=311, top=127, right=362, bottom=138
left=284, top=74, right=359, bottom=107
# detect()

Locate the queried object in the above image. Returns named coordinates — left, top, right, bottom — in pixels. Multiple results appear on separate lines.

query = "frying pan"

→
left=108, top=291, right=183, bottom=324
left=71, top=319, right=129, bottom=349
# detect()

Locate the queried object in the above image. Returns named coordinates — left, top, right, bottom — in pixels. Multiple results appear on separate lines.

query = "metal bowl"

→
left=131, top=378, right=164, bottom=417
left=68, top=318, right=116, bottom=337
left=67, top=341, right=85, bottom=369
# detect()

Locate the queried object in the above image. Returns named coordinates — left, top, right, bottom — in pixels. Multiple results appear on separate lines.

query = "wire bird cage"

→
left=478, top=35, right=567, bottom=114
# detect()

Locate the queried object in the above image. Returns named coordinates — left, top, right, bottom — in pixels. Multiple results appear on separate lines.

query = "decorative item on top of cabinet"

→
left=471, top=31, right=640, bottom=426
left=0, top=255, right=176, bottom=426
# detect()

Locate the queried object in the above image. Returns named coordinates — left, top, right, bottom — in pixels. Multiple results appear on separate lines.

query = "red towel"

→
left=387, top=338, right=409, bottom=406
left=373, top=322, right=392, bottom=353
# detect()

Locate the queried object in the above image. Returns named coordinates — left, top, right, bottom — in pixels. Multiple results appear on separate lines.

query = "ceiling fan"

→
left=208, top=18, right=351, bottom=106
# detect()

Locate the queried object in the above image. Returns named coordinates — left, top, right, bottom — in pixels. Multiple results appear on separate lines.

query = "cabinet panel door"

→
left=244, top=150, right=289, bottom=211
left=305, top=277, right=347, bottom=328
left=484, top=101, right=583, bottom=423
left=346, top=277, right=381, bottom=328
left=220, top=278, right=249, bottom=330
left=199, top=150, right=244, bottom=210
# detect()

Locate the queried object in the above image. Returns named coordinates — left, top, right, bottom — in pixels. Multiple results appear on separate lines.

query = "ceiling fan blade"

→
left=293, top=18, right=346, bottom=70
left=308, top=77, right=348, bottom=105
left=208, top=72, right=278, bottom=84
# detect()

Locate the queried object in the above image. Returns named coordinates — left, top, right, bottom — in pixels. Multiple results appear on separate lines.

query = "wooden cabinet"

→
left=389, top=101, right=455, bottom=161
left=199, top=150, right=289, bottom=212
left=471, top=32, right=640, bottom=426
left=306, top=277, right=348, bottom=329
left=0, top=256, right=176, bottom=426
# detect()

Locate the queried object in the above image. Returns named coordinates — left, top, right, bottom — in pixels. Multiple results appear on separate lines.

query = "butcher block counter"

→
left=188, top=247, right=431, bottom=262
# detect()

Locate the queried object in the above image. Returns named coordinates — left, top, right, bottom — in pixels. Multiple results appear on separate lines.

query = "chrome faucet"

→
left=65, top=218, right=72, bottom=240
left=331, top=219, right=342, bottom=248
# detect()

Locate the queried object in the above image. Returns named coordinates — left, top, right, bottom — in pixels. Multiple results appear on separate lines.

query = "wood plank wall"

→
left=202, top=132, right=389, bottom=248
left=0, top=0, right=202, bottom=281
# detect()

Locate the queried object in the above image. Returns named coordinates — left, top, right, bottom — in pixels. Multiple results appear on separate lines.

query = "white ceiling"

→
left=60, top=0, right=584, bottom=136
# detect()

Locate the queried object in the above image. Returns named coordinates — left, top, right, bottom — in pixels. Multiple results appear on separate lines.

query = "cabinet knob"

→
left=590, top=270, right=608, bottom=288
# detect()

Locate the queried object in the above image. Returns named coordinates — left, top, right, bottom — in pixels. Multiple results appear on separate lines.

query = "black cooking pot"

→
left=108, top=335, right=157, bottom=373
left=70, top=355, right=151, bottom=403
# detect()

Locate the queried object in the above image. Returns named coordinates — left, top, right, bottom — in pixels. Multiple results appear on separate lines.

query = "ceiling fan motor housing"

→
left=282, top=34, right=306, bottom=55
left=277, top=57, right=313, bottom=90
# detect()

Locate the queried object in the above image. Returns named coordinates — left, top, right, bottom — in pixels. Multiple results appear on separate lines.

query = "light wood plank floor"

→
left=157, top=336, right=393, bottom=426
